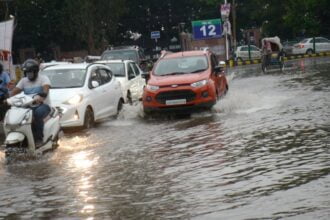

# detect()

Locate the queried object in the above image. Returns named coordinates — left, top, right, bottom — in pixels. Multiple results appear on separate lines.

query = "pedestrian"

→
left=0, top=62, right=11, bottom=121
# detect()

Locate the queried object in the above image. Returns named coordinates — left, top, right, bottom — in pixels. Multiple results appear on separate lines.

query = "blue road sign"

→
left=151, top=31, right=160, bottom=39
left=192, top=19, right=222, bottom=40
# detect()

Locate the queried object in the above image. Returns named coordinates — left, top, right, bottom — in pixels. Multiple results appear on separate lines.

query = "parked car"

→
left=40, top=63, right=124, bottom=129
left=100, top=45, right=151, bottom=71
left=142, top=49, right=228, bottom=114
left=282, top=40, right=299, bottom=56
left=234, top=45, right=261, bottom=61
left=39, top=61, right=71, bottom=70
left=292, top=37, right=330, bottom=55
left=95, top=60, right=146, bottom=104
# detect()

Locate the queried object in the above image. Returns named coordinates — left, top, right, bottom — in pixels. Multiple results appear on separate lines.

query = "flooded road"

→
left=0, top=57, right=329, bottom=219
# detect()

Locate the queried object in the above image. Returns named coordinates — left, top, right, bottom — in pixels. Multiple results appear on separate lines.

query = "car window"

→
left=319, top=38, right=328, bottom=43
left=98, top=68, right=112, bottom=84
left=241, top=46, right=248, bottom=51
left=251, top=46, right=259, bottom=51
left=154, top=55, right=208, bottom=76
left=211, top=54, right=218, bottom=70
left=90, top=69, right=102, bottom=86
left=40, top=68, right=86, bottom=89
left=101, top=50, right=138, bottom=62
left=300, top=39, right=309, bottom=43
left=103, top=63, right=125, bottom=77
left=127, top=64, right=136, bottom=79
left=131, top=63, right=141, bottom=76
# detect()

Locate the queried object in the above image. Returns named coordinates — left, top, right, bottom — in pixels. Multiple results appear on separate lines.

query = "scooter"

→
left=2, top=93, right=61, bottom=163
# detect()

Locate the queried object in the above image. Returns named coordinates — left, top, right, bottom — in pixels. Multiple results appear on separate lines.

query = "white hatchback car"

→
left=234, top=45, right=261, bottom=61
left=95, top=60, right=146, bottom=104
left=40, top=63, right=124, bottom=129
left=292, top=37, right=330, bottom=54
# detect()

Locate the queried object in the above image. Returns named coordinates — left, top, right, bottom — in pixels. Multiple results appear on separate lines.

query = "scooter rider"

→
left=10, top=59, right=51, bottom=146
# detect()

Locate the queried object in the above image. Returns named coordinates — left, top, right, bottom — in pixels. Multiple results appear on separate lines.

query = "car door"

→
left=251, top=45, right=261, bottom=59
left=131, top=62, right=146, bottom=99
left=240, top=46, right=249, bottom=60
left=87, top=66, right=105, bottom=120
left=97, top=67, right=118, bottom=117
left=126, top=62, right=140, bottom=101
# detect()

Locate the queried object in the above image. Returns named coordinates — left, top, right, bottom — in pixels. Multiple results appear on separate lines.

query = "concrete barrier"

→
left=226, top=52, right=330, bottom=67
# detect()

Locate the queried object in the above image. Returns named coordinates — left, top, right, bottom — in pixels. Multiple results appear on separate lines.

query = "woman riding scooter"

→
left=10, top=59, right=51, bottom=146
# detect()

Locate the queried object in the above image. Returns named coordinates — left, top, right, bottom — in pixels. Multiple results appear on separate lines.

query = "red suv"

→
left=142, top=49, right=228, bottom=114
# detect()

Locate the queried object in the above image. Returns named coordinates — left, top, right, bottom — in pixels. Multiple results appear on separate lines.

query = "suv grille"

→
left=156, top=90, right=196, bottom=104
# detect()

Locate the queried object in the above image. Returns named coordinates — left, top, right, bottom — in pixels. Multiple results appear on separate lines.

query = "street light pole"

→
left=224, top=0, right=229, bottom=61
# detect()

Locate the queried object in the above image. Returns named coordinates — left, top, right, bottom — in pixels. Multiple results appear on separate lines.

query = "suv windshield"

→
left=154, top=55, right=208, bottom=76
left=103, top=63, right=125, bottom=77
left=40, top=69, right=86, bottom=88
left=101, top=50, right=138, bottom=62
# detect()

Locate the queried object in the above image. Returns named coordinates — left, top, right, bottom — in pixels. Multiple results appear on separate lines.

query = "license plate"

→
left=165, top=99, right=186, bottom=105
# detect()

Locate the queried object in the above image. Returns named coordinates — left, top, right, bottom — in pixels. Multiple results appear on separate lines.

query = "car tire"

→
left=117, top=99, right=124, bottom=115
left=83, top=107, right=94, bottom=129
left=236, top=57, right=243, bottom=62
left=306, top=49, right=313, bottom=55
left=127, top=91, right=133, bottom=105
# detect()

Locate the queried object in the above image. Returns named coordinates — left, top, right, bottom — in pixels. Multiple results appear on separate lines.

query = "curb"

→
left=225, top=51, right=330, bottom=67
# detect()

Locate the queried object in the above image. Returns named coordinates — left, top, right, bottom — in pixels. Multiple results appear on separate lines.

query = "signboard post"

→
left=192, top=19, right=222, bottom=40
left=151, top=31, right=160, bottom=43
left=220, top=2, right=231, bottom=61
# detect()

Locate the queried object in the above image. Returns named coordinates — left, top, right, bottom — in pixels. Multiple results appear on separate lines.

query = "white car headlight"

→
left=191, top=79, right=208, bottom=88
left=146, top=84, right=159, bottom=91
left=64, top=94, right=83, bottom=105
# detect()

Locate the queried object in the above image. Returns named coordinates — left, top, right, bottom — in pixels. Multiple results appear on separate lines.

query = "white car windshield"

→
left=154, top=55, right=208, bottom=76
left=103, top=63, right=125, bottom=77
left=40, top=69, right=86, bottom=88
left=102, top=50, right=138, bottom=62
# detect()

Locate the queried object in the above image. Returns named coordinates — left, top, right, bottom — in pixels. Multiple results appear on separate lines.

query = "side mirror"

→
left=91, top=80, right=99, bottom=88
left=141, top=71, right=150, bottom=81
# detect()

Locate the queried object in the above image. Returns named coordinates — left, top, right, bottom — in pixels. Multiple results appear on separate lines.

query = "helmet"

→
left=22, top=59, right=39, bottom=81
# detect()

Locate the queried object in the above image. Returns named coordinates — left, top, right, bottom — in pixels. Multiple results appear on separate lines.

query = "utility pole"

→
left=224, top=0, right=229, bottom=61
left=232, top=0, right=237, bottom=50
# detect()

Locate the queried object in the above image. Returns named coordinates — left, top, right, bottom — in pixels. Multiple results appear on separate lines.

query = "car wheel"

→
left=83, top=107, right=94, bottom=129
left=117, top=99, right=124, bottom=115
left=306, top=49, right=313, bottom=55
left=237, top=57, right=243, bottom=62
left=127, top=91, right=133, bottom=105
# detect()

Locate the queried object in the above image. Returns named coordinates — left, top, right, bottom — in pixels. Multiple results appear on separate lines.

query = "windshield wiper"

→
left=163, top=72, right=186, bottom=76
left=191, top=68, right=207, bottom=73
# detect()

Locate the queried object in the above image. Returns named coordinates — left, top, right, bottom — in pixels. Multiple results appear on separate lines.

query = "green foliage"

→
left=1, top=0, right=329, bottom=58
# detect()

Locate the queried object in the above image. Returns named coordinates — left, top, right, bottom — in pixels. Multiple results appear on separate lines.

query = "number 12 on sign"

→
left=192, top=19, right=222, bottom=40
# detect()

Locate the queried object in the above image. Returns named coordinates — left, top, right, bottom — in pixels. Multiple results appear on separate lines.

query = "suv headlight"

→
left=64, top=94, right=83, bottom=105
left=191, top=79, right=208, bottom=88
left=146, top=84, right=159, bottom=91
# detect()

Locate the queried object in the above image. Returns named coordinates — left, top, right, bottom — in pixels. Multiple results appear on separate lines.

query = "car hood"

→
left=148, top=71, right=208, bottom=86
left=49, top=88, right=84, bottom=105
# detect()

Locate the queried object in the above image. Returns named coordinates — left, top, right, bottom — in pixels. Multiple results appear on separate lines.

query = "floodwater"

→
left=0, top=57, right=329, bottom=219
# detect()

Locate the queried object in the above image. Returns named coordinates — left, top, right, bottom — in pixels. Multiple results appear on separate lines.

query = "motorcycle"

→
left=2, top=93, right=61, bottom=163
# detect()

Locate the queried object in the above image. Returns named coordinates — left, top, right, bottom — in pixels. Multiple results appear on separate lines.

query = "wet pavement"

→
left=0, top=57, right=329, bottom=219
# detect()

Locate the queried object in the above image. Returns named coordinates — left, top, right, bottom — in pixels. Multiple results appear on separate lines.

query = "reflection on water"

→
left=0, top=58, right=329, bottom=219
